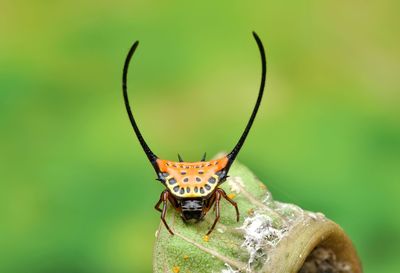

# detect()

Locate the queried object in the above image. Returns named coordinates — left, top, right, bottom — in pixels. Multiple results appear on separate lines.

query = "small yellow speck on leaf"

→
left=183, top=255, right=189, bottom=261
left=203, top=235, right=209, bottom=242
left=227, top=193, right=236, bottom=199
left=172, top=266, right=180, bottom=273
left=259, top=182, right=267, bottom=190
left=247, top=208, right=255, bottom=216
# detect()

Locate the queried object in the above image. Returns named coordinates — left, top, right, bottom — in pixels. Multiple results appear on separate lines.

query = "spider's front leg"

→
left=205, top=188, right=240, bottom=235
left=206, top=190, right=222, bottom=235
left=218, top=188, right=240, bottom=222
left=154, top=190, right=175, bottom=235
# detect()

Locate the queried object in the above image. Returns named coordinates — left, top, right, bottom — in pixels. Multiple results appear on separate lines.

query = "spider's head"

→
left=181, top=199, right=204, bottom=220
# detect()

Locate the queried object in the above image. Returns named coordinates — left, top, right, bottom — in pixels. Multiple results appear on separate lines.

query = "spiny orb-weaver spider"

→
left=122, top=32, right=266, bottom=235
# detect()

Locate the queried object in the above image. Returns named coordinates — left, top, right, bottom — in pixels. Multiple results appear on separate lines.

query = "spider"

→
left=122, top=32, right=266, bottom=235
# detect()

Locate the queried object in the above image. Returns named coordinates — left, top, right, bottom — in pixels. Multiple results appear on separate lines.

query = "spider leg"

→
left=154, top=190, right=175, bottom=235
left=168, top=193, right=180, bottom=212
left=206, top=190, right=222, bottom=235
left=204, top=192, right=216, bottom=214
left=154, top=192, right=164, bottom=212
left=196, top=194, right=216, bottom=223
left=217, top=188, right=240, bottom=222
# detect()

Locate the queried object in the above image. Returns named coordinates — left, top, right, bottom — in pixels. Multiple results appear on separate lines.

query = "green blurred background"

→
left=1, top=0, right=399, bottom=272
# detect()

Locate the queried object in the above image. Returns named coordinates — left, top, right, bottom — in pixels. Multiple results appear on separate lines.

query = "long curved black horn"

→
left=227, top=32, right=267, bottom=166
left=123, top=41, right=158, bottom=167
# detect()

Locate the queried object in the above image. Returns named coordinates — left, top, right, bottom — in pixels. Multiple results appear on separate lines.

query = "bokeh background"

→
left=1, top=1, right=399, bottom=272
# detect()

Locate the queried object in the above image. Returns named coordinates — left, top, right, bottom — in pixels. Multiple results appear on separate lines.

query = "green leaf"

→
left=153, top=158, right=362, bottom=273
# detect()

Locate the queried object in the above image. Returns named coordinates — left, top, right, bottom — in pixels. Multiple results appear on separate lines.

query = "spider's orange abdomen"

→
left=156, top=156, right=228, bottom=198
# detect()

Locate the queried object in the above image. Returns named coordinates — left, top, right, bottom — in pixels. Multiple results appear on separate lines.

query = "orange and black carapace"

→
left=122, top=32, right=266, bottom=235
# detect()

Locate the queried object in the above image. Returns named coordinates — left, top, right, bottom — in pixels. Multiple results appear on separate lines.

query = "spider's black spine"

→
left=123, top=41, right=158, bottom=166
left=227, top=32, right=267, bottom=167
